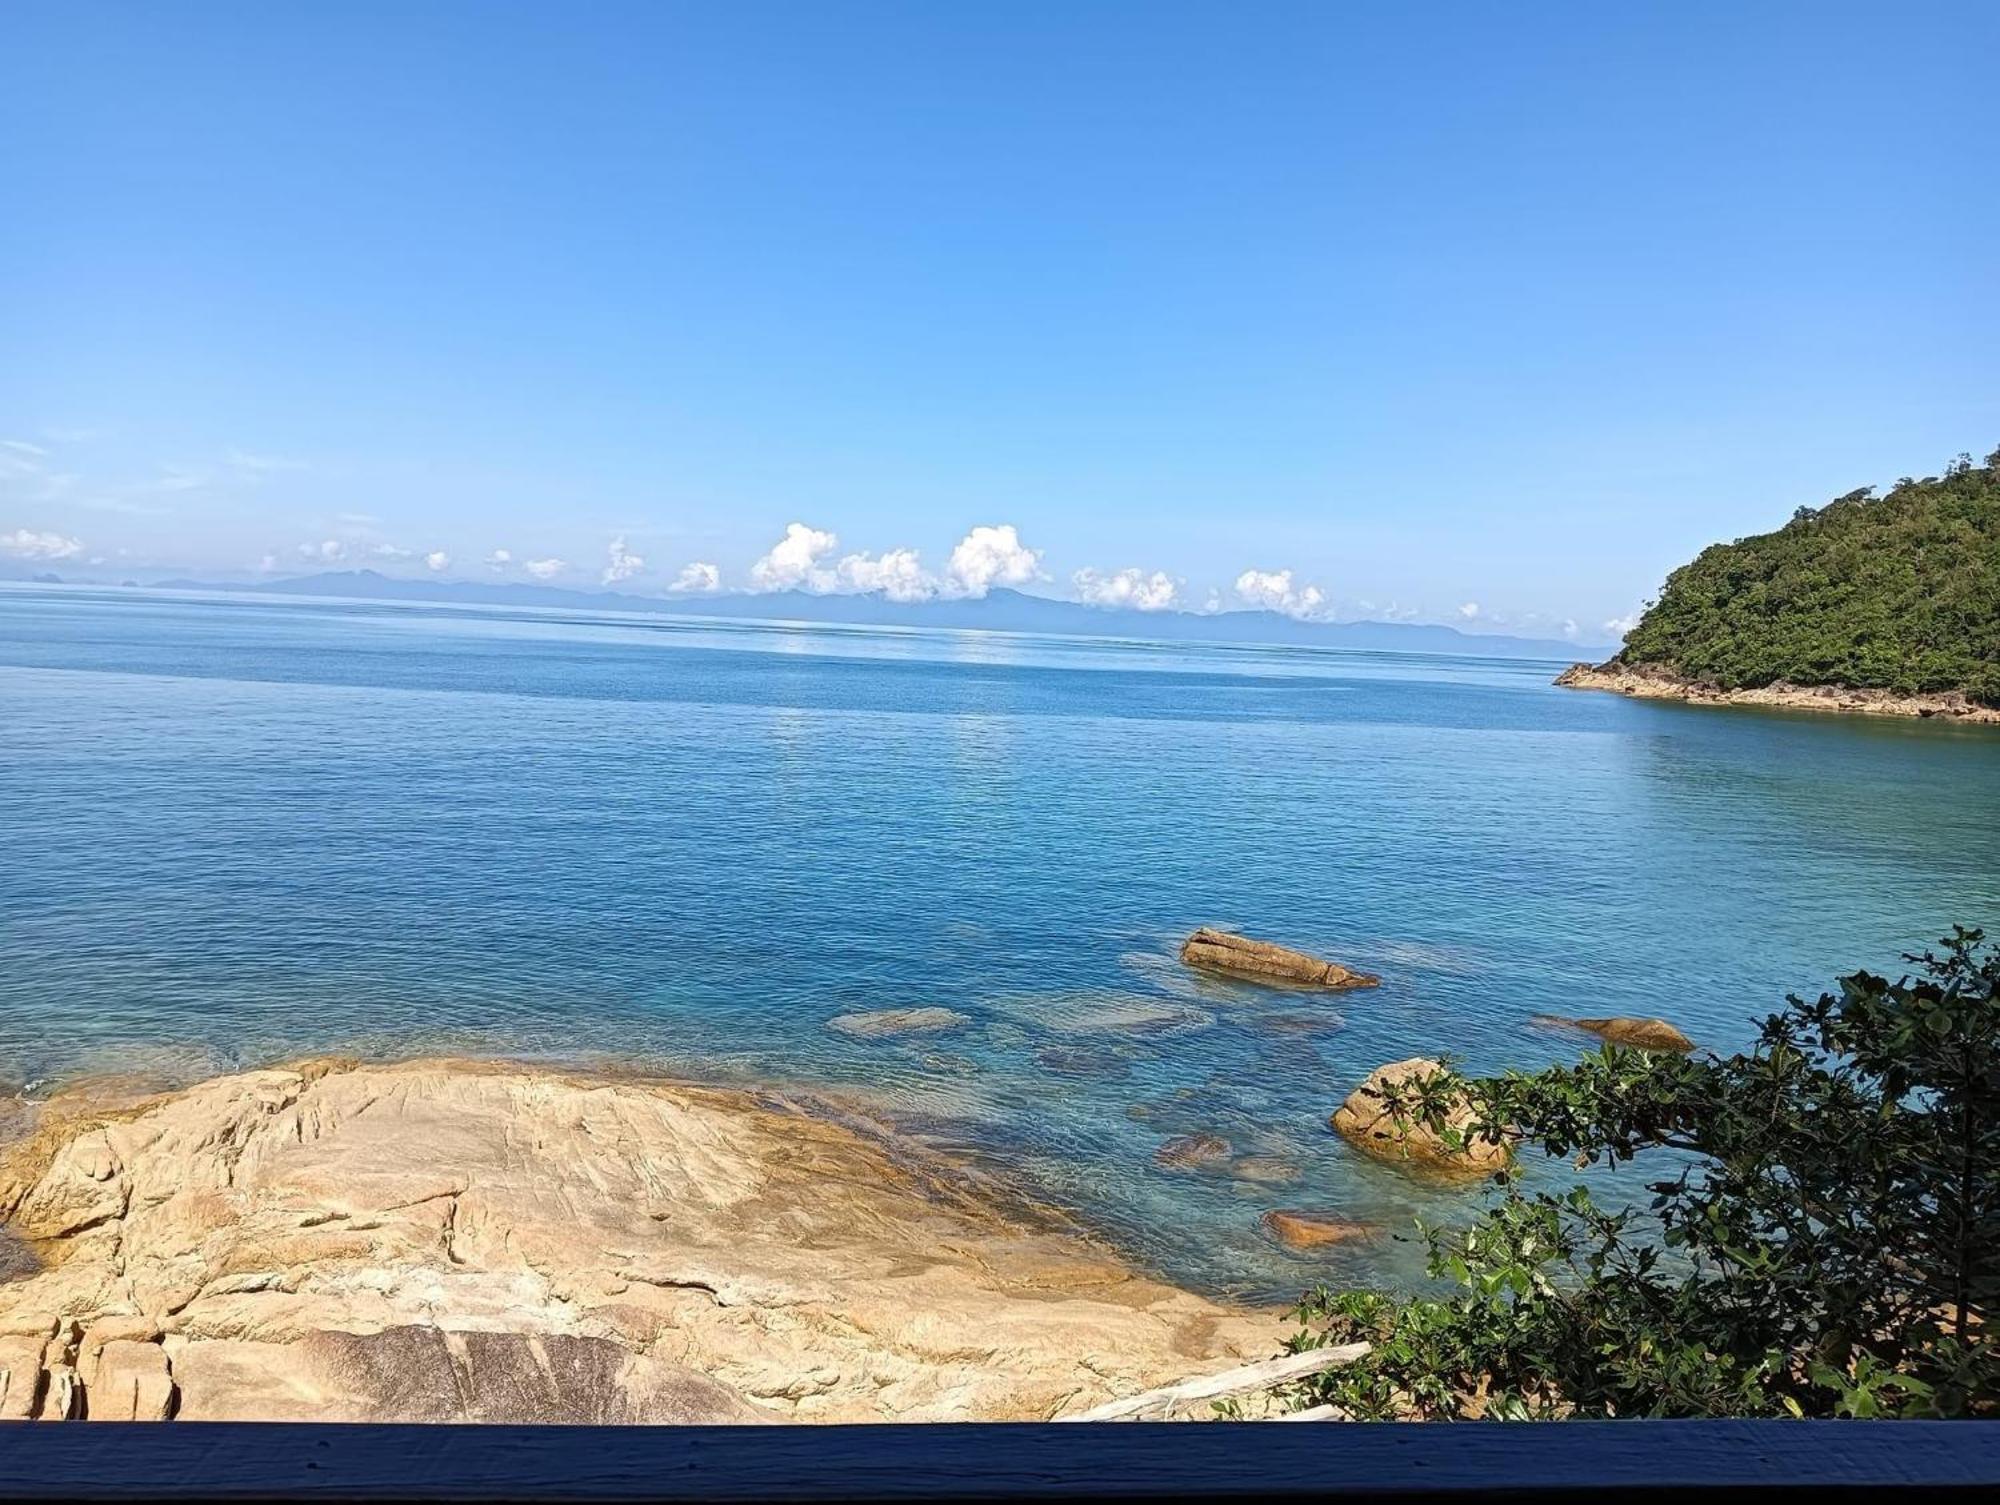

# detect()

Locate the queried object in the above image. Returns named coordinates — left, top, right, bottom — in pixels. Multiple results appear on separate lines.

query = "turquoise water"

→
left=4, top=584, right=1998, bottom=1300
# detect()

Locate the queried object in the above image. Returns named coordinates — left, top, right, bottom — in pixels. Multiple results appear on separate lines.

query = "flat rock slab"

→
left=0, top=1059, right=1274, bottom=1423
left=1179, top=930, right=1380, bottom=991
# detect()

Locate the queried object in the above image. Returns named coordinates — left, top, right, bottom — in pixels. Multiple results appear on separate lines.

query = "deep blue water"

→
left=4, top=584, right=1998, bottom=1300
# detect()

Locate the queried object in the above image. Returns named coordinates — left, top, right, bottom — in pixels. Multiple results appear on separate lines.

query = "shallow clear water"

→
left=5, top=584, right=1998, bottom=1300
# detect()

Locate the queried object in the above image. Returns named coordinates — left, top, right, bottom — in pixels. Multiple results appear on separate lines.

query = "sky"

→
left=4, top=1, right=1995, bottom=640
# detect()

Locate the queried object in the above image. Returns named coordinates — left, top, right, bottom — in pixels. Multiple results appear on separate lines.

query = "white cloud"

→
left=944, top=524, right=1040, bottom=598
left=524, top=557, right=567, bottom=581
left=257, top=553, right=280, bottom=573
left=1560, top=618, right=1579, bottom=640
left=750, top=523, right=839, bottom=592
left=837, top=546, right=935, bottom=602
left=485, top=549, right=513, bottom=571
left=1, top=438, right=49, bottom=459
left=1604, top=610, right=1643, bottom=637
left=602, top=535, right=646, bottom=584
left=1234, top=567, right=1327, bottom=620
left=672, top=561, right=722, bottom=594
left=224, top=448, right=304, bottom=476
left=2, top=527, right=84, bottom=560
left=1072, top=566, right=1181, bottom=612
left=154, top=466, right=207, bottom=494
left=371, top=542, right=415, bottom=560
left=425, top=550, right=450, bottom=572
left=297, top=539, right=348, bottom=564
left=1457, top=601, right=1481, bottom=620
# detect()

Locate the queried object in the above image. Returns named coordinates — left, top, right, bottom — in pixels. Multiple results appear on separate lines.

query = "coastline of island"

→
left=1555, top=660, right=2000, bottom=725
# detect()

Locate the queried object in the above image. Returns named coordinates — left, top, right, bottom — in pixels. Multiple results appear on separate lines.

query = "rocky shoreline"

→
left=1555, top=661, right=2000, bottom=725
left=0, top=1058, right=1276, bottom=1423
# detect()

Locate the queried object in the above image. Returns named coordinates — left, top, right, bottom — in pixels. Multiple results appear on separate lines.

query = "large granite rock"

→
left=0, top=1060, right=1273, bottom=1422
left=1330, top=1057, right=1509, bottom=1176
left=1179, top=930, right=1379, bottom=991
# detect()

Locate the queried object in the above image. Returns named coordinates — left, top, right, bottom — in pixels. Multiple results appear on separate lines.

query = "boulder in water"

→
left=1573, top=1016, right=1695, bottom=1053
left=1534, top=1014, right=1695, bottom=1053
left=1330, top=1057, right=1509, bottom=1176
left=1179, top=930, right=1379, bottom=991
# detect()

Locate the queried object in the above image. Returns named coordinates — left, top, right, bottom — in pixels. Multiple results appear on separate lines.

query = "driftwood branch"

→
left=1060, top=1343, right=1371, bottom=1422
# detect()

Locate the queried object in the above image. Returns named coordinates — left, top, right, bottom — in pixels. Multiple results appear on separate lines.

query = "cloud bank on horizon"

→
left=0, top=431, right=1633, bottom=640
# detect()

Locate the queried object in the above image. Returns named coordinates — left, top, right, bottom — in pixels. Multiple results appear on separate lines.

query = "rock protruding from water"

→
left=1579, top=1016, right=1694, bottom=1052
left=826, top=1007, right=970, bottom=1039
left=1260, top=1210, right=1379, bottom=1250
left=1179, top=930, right=1380, bottom=991
left=1331, top=1057, right=1509, bottom=1176
left=1537, top=1014, right=1695, bottom=1053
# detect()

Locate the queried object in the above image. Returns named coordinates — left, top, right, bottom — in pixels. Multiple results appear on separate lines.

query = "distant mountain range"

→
left=10, top=566, right=1608, bottom=659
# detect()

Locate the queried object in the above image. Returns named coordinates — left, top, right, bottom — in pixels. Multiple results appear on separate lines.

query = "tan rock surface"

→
left=1572, top=1016, right=1695, bottom=1053
left=1330, top=1057, right=1510, bottom=1176
left=1259, top=1211, right=1379, bottom=1250
left=1179, top=930, right=1380, bottom=991
left=0, top=1059, right=1273, bottom=1423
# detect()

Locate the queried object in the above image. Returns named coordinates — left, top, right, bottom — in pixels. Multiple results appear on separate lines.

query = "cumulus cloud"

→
left=297, top=539, right=348, bottom=564
left=672, top=561, right=722, bottom=594
left=743, top=520, right=1042, bottom=601
left=1457, top=601, right=1481, bottom=620
left=836, top=546, right=934, bottom=602
left=524, top=557, right=567, bottom=581
left=945, top=524, right=1039, bottom=598
left=1234, top=568, right=1327, bottom=621
left=371, top=542, right=415, bottom=560
left=1072, top=566, right=1181, bottom=612
left=1604, top=610, right=1643, bottom=637
left=750, top=522, right=839, bottom=591
left=425, top=550, right=450, bottom=572
left=602, top=535, right=646, bottom=585
left=2, top=527, right=84, bottom=560
left=485, top=549, right=513, bottom=571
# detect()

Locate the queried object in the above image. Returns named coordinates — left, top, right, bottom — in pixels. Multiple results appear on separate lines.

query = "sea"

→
left=4, top=584, right=1997, bottom=1301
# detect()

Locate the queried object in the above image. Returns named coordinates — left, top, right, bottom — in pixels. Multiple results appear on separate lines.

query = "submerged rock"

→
left=1035, top=1044, right=1130, bottom=1078
left=1179, top=929, right=1379, bottom=991
left=1153, top=1132, right=1232, bottom=1171
left=1260, top=1210, right=1379, bottom=1250
left=1330, top=1057, right=1509, bottom=1176
left=1228, top=1156, right=1303, bottom=1187
left=826, top=1007, right=970, bottom=1039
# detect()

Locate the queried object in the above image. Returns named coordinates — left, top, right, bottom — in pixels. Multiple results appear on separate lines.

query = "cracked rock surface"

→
left=0, top=1059, right=1270, bottom=1421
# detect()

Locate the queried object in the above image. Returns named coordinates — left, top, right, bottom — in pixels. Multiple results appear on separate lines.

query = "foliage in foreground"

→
left=1285, top=930, right=1999, bottom=1419
left=1616, top=449, right=2000, bottom=704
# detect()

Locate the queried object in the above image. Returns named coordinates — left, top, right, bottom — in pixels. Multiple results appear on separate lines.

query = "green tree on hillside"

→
left=1616, top=449, right=2000, bottom=705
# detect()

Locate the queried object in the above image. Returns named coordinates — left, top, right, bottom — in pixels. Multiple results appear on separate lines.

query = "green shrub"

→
left=1287, top=929, right=1999, bottom=1418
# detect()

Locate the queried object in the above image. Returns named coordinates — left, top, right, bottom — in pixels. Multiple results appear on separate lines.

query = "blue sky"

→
left=3, top=1, right=1994, bottom=638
